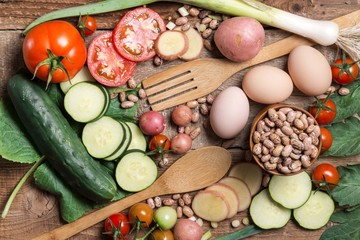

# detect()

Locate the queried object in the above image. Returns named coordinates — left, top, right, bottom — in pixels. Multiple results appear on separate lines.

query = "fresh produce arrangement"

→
left=2, top=0, right=360, bottom=239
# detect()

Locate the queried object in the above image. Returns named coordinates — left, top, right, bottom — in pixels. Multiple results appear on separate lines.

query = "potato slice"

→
left=219, top=176, right=252, bottom=212
left=154, top=30, right=189, bottom=61
left=206, top=183, right=239, bottom=218
left=228, top=162, right=263, bottom=196
left=174, top=27, right=203, bottom=61
left=191, top=189, right=229, bottom=222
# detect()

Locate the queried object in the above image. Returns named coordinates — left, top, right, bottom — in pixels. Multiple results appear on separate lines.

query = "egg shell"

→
left=210, top=86, right=250, bottom=139
left=288, top=46, right=332, bottom=96
left=242, top=65, right=293, bottom=104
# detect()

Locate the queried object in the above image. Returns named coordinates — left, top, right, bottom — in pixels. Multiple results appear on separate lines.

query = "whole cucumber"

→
left=7, top=73, right=117, bottom=202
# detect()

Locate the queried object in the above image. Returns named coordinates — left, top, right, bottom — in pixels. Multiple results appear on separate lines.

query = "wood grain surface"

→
left=1, top=0, right=360, bottom=239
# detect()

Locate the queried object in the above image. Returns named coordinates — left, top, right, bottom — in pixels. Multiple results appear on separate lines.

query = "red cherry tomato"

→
left=78, top=15, right=97, bottom=36
left=128, top=202, right=153, bottom=228
left=312, top=163, right=339, bottom=190
left=149, top=134, right=171, bottom=152
left=23, top=20, right=86, bottom=85
left=103, top=213, right=131, bottom=239
left=320, top=127, right=333, bottom=153
left=331, top=52, right=359, bottom=85
left=309, top=98, right=336, bottom=125
left=87, top=31, right=136, bottom=87
left=112, top=7, right=166, bottom=62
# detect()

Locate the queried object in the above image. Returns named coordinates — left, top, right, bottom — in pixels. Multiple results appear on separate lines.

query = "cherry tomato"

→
left=150, top=229, right=174, bottom=240
left=103, top=213, right=131, bottom=239
left=23, top=20, right=86, bottom=86
left=78, top=15, right=97, bottom=37
left=320, top=127, right=333, bottom=153
left=149, top=134, right=171, bottom=152
left=331, top=52, right=359, bottom=85
left=112, top=7, right=166, bottom=62
left=87, top=31, right=136, bottom=87
left=128, top=202, right=153, bottom=228
left=309, top=98, right=336, bottom=125
left=153, top=206, right=177, bottom=230
left=312, top=163, right=339, bottom=190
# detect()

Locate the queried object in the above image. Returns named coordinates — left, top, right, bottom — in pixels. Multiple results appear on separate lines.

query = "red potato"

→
left=219, top=176, right=252, bottom=212
left=155, top=30, right=189, bottom=61
left=174, top=27, right=203, bottom=61
left=214, top=17, right=265, bottom=62
left=228, top=162, right=263, bottom=196
left=206, top=183, right=239, bottom=218
left=171, top=104, right=193, bottom=126
left=170, top=133, right=192, bottom=154
left=191, top=189, right=229, bottom=222
left=139, top=111, right=165, bottom=135
left=173, top=219, right=203, bottom=240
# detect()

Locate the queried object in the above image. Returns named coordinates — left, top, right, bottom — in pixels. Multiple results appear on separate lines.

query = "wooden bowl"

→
left=250, top=104, right=322, bottom=175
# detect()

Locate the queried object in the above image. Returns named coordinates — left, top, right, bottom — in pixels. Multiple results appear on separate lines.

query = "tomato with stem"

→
left=147, top=134, right=171, bottom=159
left=309, top=96, right=336, bottom=125
left=128, top=202, right=153, bottom=228
left=153, top=206, right=177, bottom=230
left=78, top=15, right=97, bottom=37
left=103, top=213, right=131, bottom=239
left=22, top=20, right=87, bottom=88
left=320, top=127, right=333, bottom=153
left=312, top=163, right=339, bottom=191
left=331, top=51, right=359, bottom=85
left=150, top=229, right=174, bottom=240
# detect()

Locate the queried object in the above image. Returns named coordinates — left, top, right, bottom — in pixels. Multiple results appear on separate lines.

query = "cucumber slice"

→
left=126, top=122, right=147, bottom=152
left=250, top=189, right=291, bottom=229
left=64, top=82, right=109, bottom=123
left=60, top=67, right=96, bottom=94
left=115, top=151, right=157, bottom=192
left=293, top=190, right=335, bottom=230
left=104, top=122, right=132, bottom=161
left=268, top=171, right=312, bottom=209
left=82, top=116, right=125, bottom=159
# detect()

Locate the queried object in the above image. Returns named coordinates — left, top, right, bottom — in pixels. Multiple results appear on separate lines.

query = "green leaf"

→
left=34, top=163, right=130, bottom=223
left=323, top=117, right=360, bottom=157
left=0, top=97, right=42, bottom=163
left=105, top=92, right=138, bottom=123
left=320, top=208, right=360, bottom=240
left=330, top=80, right=360, bottom=123
left=330, top=165, right=360, bottom=207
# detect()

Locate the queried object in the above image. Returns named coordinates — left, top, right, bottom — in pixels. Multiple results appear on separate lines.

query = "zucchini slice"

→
left=269, top=171, right=312, bottom=209
left=250, top=189, right=291, bottom=229
left=104, top=121, right=132, bottom=161
left=60, top=67, right=96, bottom=94
left=64, top=81, right=109, bottom=123
left=115, top=151, right=157, bottom=192
left=82, top=116, right=125, bottom=159
left=293, top=190, right=335, bottom=230
left=126, top=122, right=147, bottom=152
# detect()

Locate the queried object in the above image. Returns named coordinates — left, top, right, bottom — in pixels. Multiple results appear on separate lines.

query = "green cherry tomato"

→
left=154, top=206, right=177, bottom=230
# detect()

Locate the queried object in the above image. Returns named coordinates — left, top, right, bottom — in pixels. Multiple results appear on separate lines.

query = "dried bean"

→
left=119, top=91, right=126, bottom=102
left=189, top=7, right=200, bottom=17
left=200, top=103, right=209, bottom=115
left=138, top=88, right=147, bottom=99
left=127, top=77, right=137, bottom=89
left=264, top=162, right=277, bottom=170
left=261, top=154, right=271, bottom=163
left=253, top=143, right=262, bottom=155
left=182, top=193, right=192, bottom=205
left=191, top=112, right=200, bottom=123
left=175, top=16, right=188, bottom=25
left=301, top=155, right=311, bottom=168
left=154, top=196, right=162, bottom=207
left=282, top=145, right=293, bottom=157
left=182, top=206, right=194, bottom=217
left=269, top=133, right=281, bottom=145
left=338, top=87, right=350, bottom=96
left=173, top=194, right=181, bottom=200
left=181, top=23, right=191, bottom=31
left=253, top=131, right=261, bottom=144
left=209, top=19, right=219, bottom=29
left=272, top=145, right=284, bottom=157
left=153, top=55, right=163, bottom=66
left=261, top=145, right=270, bottom=155
left=176, top=206, right=183, bottom=218
left=198, top=10, right=210, bottom=19
left=279, top=107, right=293, bottom=114
left=127, top=94, right=139, bottom=102
left=231, top=219, right=241, bottom=228
left=264, top=118, right=275, bottom=128
left=178, top=198, right=185, bottom=207
left=163, top=198, right=175, bottom=206
left=190, top=127, right=201, bottom=139
left=197, top=97, right=207, bottom=104
left=268, top=108, right=278, bottom=121
left=186, top=100, right=199, bottom=109
left=201, top=17, right=212, bottom=24
left=206, top=94, right=215, bottom=104
left=281, top=125, right=294, bottom=136
left=184, top=126, right=191, bottom=135
left=121, top=101, right=134, bottom=109
left=147, top=198, right=155, bottom=209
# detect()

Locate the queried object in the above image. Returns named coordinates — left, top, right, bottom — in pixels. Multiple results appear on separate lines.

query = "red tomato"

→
left=320, top=127, right=333, bottom=153
left=331, top=52, right=359, bottom=85
left=112, top=7, right=166, bottom=62
left=309, top=98, right=336, bottom=125
left=87, top=31, right=136, bottom=87
left=103, top=213, right=131, bottom=239
left=128, top=202, right=153, bottom=228
left=78, top=15, right=97, bottom=36
left=149, top=134, right=171, bottom=152
left=312, top=163, right=339, bottom=190
left=23, top=20, right=86, bottom=85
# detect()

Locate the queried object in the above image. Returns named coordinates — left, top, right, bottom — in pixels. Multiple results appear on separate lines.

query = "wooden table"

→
left=1, top=0, right=359, bottom=239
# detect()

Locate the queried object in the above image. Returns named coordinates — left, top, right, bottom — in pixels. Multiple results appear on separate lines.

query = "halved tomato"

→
left=112, top=7, right=166, bottom=62
left=87, top=31, right=136, bottom=87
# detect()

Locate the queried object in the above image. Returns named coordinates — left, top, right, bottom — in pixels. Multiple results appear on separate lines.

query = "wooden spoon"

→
left=31, top=146, right=232, bottom=240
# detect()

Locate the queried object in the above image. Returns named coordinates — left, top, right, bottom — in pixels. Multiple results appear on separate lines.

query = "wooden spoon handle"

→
left=31, top=190, right=153, bottom=240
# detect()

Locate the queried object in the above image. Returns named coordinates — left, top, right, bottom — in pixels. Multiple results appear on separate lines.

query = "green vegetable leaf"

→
left=323, top=117, right=360, bottom=157
left=105, top=91, right=138, bottom=123
left=0, top=97, right=42, bottom=163
left=34, top=163, right=130, bottom=222
left=330, top=80, right=360, bottom=123
left=320, top=208, right=360, bottom=240
left=331, top=164, right=360, bottom=207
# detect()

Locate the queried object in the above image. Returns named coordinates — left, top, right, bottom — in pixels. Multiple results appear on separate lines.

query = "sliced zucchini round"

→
left=104, top=122, right=132, bottom=161
left=126, top=122, right=147, bottom=152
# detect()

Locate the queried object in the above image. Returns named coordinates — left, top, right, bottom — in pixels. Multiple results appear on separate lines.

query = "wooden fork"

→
left=142, top=10, right=360, bottom=111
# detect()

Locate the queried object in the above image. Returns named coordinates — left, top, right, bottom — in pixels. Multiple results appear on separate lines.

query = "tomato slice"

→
left=112, top=7, right=166, bottom=62
left=87, top=31, right=136, bottom=87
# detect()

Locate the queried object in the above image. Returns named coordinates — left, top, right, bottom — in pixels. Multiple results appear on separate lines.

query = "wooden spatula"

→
left=31, top=146, right=232, bottom=240
left=142, top=9, right=360, bottom=111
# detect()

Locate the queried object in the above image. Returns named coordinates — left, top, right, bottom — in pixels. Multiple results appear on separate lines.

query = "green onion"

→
left=214, top=225, right=263, bottom=240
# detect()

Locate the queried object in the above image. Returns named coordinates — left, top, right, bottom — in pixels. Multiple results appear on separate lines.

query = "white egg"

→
left=242, top=65, right=293, bottom=104
left=210, top=86, right=250, bottom=139
left=288, top=45, right=332, bottom=96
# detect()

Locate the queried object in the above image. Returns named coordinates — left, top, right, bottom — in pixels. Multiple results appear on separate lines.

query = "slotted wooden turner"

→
left=142, top=10, right=360, bottom=111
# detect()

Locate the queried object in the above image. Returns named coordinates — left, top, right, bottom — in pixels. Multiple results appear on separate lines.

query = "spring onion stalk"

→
left=23, top=0, right=360, bottom=60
